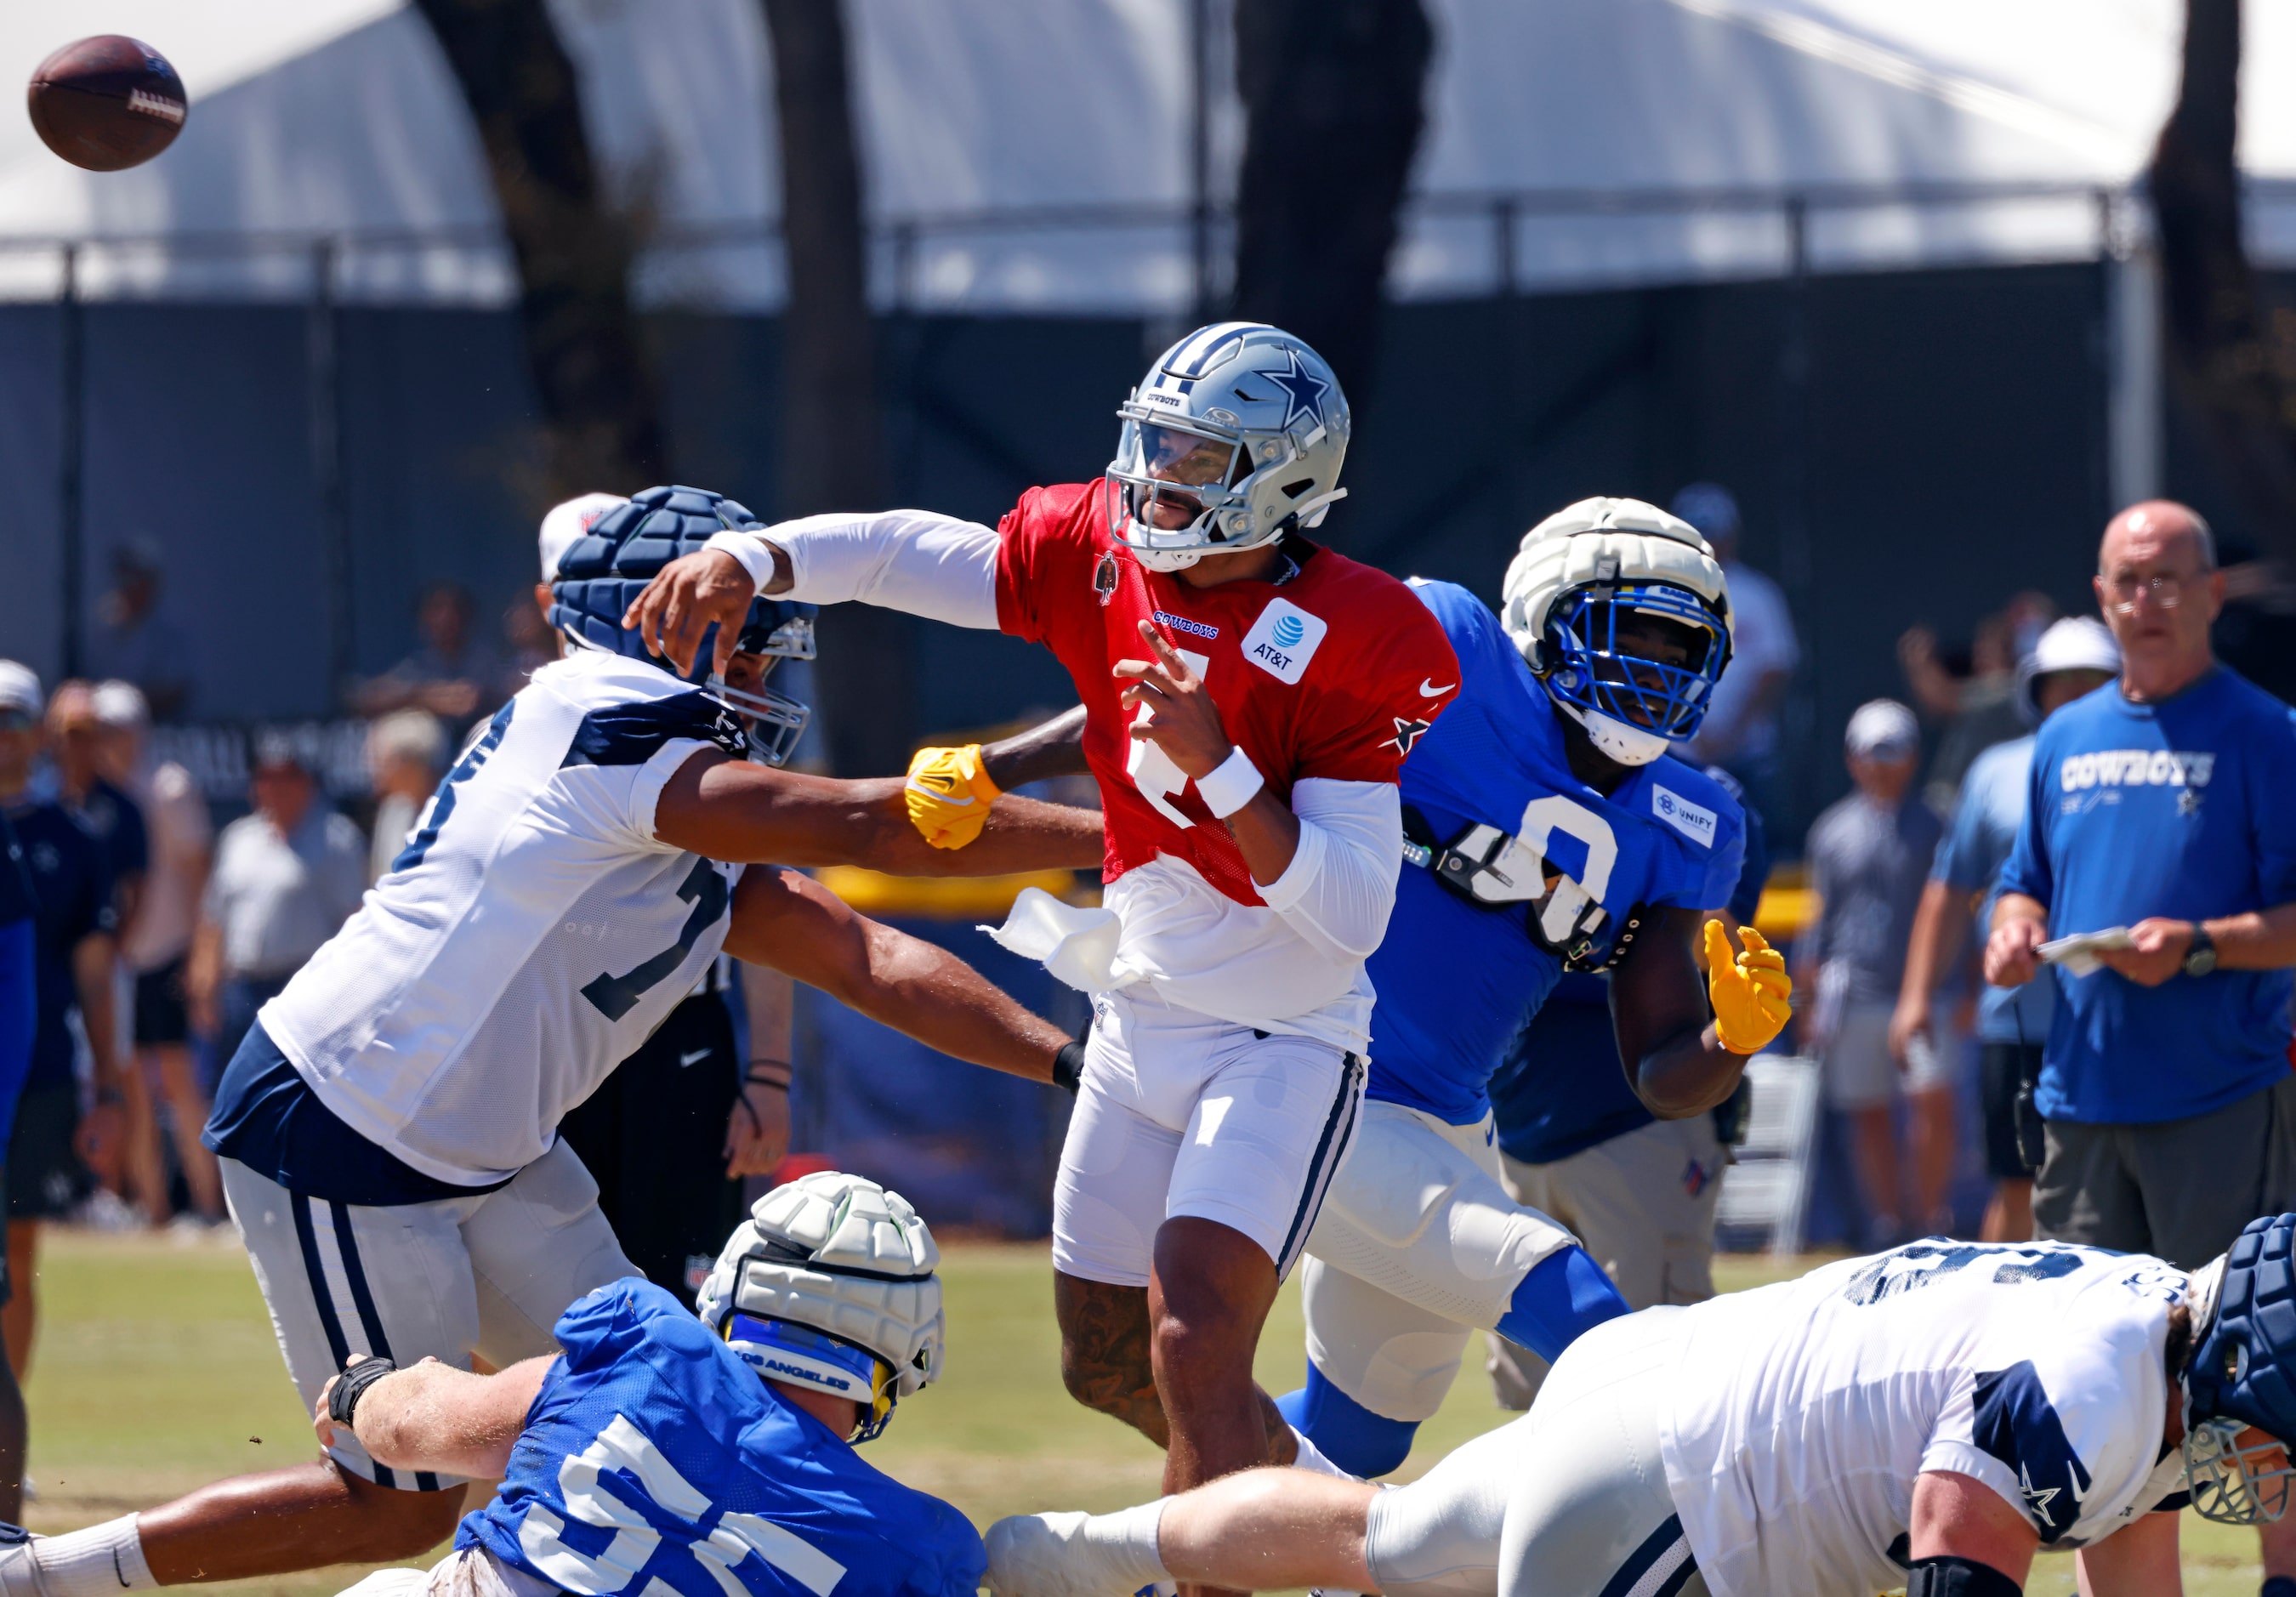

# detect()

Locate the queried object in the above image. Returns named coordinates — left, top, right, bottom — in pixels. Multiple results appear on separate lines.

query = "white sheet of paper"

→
left=2037, top=927, right=2135, bottom=978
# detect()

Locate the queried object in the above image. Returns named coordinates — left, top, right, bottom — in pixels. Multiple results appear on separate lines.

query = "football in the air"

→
left=28, top=36, right=186, bottom=172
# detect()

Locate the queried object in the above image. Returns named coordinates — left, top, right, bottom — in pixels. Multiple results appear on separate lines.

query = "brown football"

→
left=28, top=36, right=186, bottom=173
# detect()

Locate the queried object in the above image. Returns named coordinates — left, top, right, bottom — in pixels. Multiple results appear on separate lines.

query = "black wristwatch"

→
left=2183, top=924, right=2219, bottom=978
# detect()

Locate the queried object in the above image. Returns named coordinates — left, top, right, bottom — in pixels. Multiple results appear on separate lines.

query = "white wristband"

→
left=1196, top=746, right=1265, bottom=818
left=702, top=530, right=781, bottom=592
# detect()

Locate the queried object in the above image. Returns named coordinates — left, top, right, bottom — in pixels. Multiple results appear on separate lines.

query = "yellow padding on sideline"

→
left=812, top=865, right=1093, bottom=921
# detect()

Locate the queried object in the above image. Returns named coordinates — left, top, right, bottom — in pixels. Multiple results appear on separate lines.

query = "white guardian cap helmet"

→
left=694, top=1170, right=943, bottom=1443
left=1501, top=497, right=1734, bottom=767
left=1106, top=321, right=1350, bottom=572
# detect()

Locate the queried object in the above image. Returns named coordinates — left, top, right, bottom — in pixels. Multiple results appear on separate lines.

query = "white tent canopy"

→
left=0, top=0, right=2291, bottom=308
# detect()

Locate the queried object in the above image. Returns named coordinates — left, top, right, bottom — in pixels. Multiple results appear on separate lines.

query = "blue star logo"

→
left=1259, top=348, right=1329, bottom=432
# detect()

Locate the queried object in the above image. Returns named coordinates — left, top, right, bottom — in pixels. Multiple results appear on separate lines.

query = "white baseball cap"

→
left=2017, top=616, right=2121, bottom=725
left=0, top=661, right=42, bottom=719
left=91, top=679, right=148, bottom=728
left=538, top=493, right=629, bottom=583
left=1844, top=697, right=1920, bottom=759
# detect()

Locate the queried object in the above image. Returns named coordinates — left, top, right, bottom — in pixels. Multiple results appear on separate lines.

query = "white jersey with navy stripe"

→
left=259, top=650, right=745, bottom=1187
left=1657, top=1240, right=2191, bottom=1597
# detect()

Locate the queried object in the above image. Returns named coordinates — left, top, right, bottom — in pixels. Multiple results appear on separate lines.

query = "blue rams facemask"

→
left=546, top=486, right=817, bottom=766
left=1539, top=581, right=1730, bottom=763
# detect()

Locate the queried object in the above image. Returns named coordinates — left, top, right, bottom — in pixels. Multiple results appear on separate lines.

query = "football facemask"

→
left=1542, top=583, right=1728, bottom=765
left=724, top=1311, right=901, bottom=1442
left=713, top=612, right=815, bottom=768
left=2186, top=1418, right=2296, bottom=1525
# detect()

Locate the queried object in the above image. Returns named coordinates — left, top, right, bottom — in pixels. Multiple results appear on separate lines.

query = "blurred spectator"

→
left=43, top=683, right=148, bottom=932
left=0, top=662, right=123, bottom=1385
left=43, top=683, right=159, bottom=1220
left=1988, top=502, right=2296, bottom=1267
left=365, top=710, right=447, bottom=884
left=1482, top=766, right=1768, bottom=1411
left=1897, top=592, right=2057, bottom=816
left=351, top=581, right=503, bottom=735
left=86, top=539, right=195, bottom=723
left=1891, top=618, right=2120, bottom=1243
left=508, top=490, right=619, bottom=690
left=1669, top=484, right=1799, bottom=821
left=94, top=682, right=223, bottom=1227
left=1796, top=699, right=1947, bottom=1247
left=186, top=737, right=366, bottom=1077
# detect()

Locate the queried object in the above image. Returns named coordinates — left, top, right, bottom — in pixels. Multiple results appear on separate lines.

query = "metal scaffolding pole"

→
left=308, top=237, right=352, bottom=703
left=57, top=242, right=82, bottom=680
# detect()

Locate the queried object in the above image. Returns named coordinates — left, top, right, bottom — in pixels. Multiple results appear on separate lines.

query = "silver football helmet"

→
left=1105, top=322, right=1350, bottom=572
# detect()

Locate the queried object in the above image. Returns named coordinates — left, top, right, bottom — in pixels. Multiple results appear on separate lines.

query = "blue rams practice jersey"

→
left=459, top=1279, right=986, bottom=1597
left=1363, top=582, right=1744, bottom=1126
left=1492, top=765, right=1769, bottom=1166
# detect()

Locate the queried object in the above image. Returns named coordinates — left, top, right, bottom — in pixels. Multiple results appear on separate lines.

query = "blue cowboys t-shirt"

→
left=1998, top=668, right=2296, bottom=1124
left=460, top=1279, right=985, bottom=1597
left=1363, top=581, right=1745, bottom=1127
left=1492, top=766, right=1770, bottom=1165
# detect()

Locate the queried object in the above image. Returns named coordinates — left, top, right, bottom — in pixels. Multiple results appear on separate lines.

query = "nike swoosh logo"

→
left=679, top=1049, right=712, bottom=1067
left=1419, top=679, right=1455, bottom=696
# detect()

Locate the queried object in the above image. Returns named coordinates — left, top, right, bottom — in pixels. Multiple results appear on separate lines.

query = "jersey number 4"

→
left=1127, top=647, right=1214, bottom=827
left=581, top=856, right=730, bottom=1022
left=520, top=1412, right=847, bottom=1596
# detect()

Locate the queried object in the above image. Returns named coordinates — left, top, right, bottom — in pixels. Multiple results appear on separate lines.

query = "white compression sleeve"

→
left=746, top=509, right=1002, bottom=630
left=1254, top=778, right=1402, bottom=963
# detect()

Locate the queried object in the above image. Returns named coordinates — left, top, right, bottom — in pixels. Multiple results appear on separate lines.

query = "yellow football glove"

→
left=905, top=743, right=1001, bottom=850
left=1704, top=919, right=1793, bottom=1055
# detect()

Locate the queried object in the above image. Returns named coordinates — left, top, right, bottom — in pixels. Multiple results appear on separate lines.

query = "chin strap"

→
left=1556, top=700, right=1671, bottom=767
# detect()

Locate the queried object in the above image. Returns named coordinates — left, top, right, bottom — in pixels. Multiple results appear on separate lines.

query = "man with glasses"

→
left=1986, top=498, right=2296, bottom=1597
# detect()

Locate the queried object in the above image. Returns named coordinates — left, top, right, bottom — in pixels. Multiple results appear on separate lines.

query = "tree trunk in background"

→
left=2153, top=0, right=2296, bottom=558
left=1230, top=0, right=1431, bottom=445
left=412, top=0, right=667, bottom=500
left=762, top=0, right=909, bottom=776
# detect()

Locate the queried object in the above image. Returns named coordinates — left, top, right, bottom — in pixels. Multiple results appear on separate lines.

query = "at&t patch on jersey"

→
left=1242, top=598, right=1327, bottom=684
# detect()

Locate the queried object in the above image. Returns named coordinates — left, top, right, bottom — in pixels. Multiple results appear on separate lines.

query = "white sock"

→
left=1081, top=1499, right=1170, bottom=1588
left=32, top=1515, right=155, bottom=1597
left=1287, top=1424, right=1361, bottom=1481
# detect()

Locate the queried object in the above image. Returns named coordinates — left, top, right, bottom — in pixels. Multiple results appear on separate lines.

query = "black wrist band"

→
left=327, top=1355, right=398, bottom=1426
left=1052, top=1040, right=1085, bottom=1094
left=746, top=1060, right=793, bottom=1089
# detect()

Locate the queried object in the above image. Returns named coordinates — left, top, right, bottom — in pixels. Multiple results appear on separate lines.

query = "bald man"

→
left=1986, top=500, right=2296, bottom=1271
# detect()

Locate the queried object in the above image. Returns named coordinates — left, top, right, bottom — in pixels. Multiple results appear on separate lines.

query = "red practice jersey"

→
left=995, top=480, right=1463, bottom=906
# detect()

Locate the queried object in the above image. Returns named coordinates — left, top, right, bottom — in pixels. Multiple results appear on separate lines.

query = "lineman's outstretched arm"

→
left=1613, top=910, right=1791, bottom=1117
left=314, top=1355, right=554, bottom=1481
left=985, top=1472, right=1378, bottom=1597
left=724, top=865, right=1071, bottom=1085
left=656, top=750, right=1102, bottom=874
left=979, top=705, right=1090, bottom=789
left=627, top=511, right=998, bottom=679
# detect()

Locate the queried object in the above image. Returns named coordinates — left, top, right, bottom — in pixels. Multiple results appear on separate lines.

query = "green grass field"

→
left=11, top=1231, right=2264, bottom=1595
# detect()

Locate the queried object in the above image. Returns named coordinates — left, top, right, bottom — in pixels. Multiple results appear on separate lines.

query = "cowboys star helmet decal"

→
left=1261, top=347, right=1330, bottom=432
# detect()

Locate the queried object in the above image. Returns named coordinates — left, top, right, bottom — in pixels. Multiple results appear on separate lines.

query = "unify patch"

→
left=1241, top=598, right=1327, bottom=684
left=1651, top=784, right=1718, bottom=848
